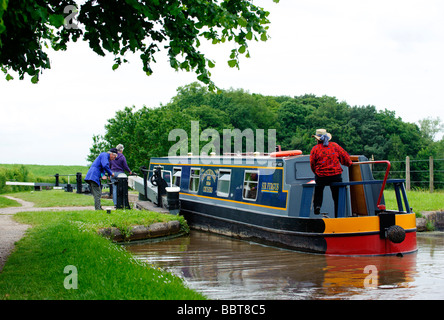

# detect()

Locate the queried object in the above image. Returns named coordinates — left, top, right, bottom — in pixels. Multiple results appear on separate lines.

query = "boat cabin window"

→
left=189, top=168, right=201, bottom=193
left=172, top=167, right=182, bottom=187
left=217, top=169, right=231, bottom=197
left=243, top=170, right=259, bottom=201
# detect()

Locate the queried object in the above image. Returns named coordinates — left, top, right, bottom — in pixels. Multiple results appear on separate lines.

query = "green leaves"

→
left=0, top=0, right=275, bottom=87
left=0, top=0, right=7, bottom=41
left=207, top=59, right=215, bottom=68
left=0, top=0, right=82, bottom=83
left=227, top=59, right=237, bottom=68
left=260, top=32, right=268, bottom=42
left=238, top=16, right=248, bottom=28
left=31, top=74, right=38, bottom=84
left=48, top=14, right=66, bottom=28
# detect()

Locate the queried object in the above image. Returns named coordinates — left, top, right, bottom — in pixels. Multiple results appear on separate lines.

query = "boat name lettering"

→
left=261, top=182, right=279, bottom=193
left=201, top=169, right=217, bottom=182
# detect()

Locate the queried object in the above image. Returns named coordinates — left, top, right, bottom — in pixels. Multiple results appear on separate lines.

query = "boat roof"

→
left=150, top=154, right=308, bottom=168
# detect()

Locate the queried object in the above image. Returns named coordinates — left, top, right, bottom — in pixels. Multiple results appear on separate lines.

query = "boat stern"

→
left=322, top=212, right=417, bottom=255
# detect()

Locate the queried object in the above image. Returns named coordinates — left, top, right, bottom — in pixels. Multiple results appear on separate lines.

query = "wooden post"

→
left=406, top=156, right=410, bottom=191
left=430, top=156, right=434, bottom=193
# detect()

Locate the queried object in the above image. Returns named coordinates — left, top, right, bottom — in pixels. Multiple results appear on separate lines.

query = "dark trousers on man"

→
left=87, top=181, right=102, bottom=210
left=313, top=174, right=342, bottom=218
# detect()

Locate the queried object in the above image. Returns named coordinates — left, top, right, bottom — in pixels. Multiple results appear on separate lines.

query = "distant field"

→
left=0, top=164, right=89, bottom=176
left=0, top=164, right=89, bottom=194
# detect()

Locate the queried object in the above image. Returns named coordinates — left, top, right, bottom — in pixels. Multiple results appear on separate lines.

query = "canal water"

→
left=127, top=231, right=444, bottom=300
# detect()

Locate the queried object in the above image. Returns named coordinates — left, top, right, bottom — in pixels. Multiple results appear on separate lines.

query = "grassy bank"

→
left=0, top=189, right=203, bottom=300
left=0, top=196, right=20, bottom=208
left=0, top=209, right=202, bottom=300
left=383, top=189, right=444, bottom=215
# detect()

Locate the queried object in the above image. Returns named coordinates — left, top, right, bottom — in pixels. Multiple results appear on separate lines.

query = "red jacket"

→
left=310, top=141, right=353, bottom=177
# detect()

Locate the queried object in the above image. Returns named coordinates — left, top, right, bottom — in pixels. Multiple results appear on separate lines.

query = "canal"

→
left=127, top=231, right=444, bottom=300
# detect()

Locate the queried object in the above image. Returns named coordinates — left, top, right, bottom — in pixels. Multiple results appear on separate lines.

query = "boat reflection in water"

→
left=127, top=230, right=443, bottom=300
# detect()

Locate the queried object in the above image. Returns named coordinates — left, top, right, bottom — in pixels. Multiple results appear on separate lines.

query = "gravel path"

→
left=0, top=196, right=94, bottom=272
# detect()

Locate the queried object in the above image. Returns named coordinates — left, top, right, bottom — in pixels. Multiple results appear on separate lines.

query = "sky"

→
left=1, top=0, right=443, bottom=166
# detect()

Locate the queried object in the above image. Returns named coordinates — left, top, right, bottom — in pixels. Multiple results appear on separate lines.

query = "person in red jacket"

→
left=310, top=129, right=353, bottom=217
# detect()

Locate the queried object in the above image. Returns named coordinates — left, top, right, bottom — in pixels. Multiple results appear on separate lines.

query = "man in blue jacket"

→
left=85, top=148, right=117, bottom=210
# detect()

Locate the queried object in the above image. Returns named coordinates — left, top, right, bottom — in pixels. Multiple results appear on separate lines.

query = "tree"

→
left=87, top=134, right=110, bottom=163
left=89, top=83, right=436, bottom=174
left=418, top=117, right=444, bottom=142
left=0, top=0, right=279, bottom=89
left=277, top=100, right=313, bottom=152
left=0, top=0, right=77, bottom=83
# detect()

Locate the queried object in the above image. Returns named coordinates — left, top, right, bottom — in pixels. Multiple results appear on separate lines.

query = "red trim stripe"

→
left=325, top=232, right=417, bottom=255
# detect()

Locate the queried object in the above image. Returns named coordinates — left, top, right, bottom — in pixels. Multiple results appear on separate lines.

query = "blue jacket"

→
left=85, top=152, right=113, bottom=186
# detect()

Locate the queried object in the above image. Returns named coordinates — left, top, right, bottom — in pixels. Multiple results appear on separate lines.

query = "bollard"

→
left=116, top=173, right=131, bottom=209
left=139, top=166, right=148, bottom=201
left=76, top=172, right=83, bottom=193
left=152, top=167, right=167, bottom=207
left=165, top=186, right=180, bottom=215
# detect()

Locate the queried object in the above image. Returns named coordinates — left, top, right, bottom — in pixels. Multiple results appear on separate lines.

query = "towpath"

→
left=0, top=196, right=94, bottom=272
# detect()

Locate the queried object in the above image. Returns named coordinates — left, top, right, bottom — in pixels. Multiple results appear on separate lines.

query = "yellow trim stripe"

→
left=396, top=213, right=417, bottom=230
left=153, top=161, right=289, bottom=210
left=323, top=216, right=380, bottom=234
left=180, top=192, right=287, bottom=211
left=323, top=213, right=417, bottom=234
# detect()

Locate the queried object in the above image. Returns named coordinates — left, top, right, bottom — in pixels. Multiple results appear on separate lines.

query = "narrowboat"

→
left=132, top=152, right=417, bottom=256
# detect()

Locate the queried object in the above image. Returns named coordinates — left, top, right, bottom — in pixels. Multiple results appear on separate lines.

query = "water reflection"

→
left=127, top=231, right=444, bottom=300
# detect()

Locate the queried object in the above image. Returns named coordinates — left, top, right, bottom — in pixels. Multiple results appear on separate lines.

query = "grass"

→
left=383, top=189, right=444, bottom=215
left=0, top=196, right=21, bottom=208
left=13, top=209, right=190, bottom=235
left=0, top=212, right=202, bottom=300
left=0, top=163, right=89, bottom=176
left=3, top=189, right=114, bottom=207
left=0, top=189, right=203, bottom=300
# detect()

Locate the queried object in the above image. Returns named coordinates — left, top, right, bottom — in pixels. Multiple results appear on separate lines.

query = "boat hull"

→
left=180, top=198, right=417, bottom=256
left=324, top=232, right=417, bottom=255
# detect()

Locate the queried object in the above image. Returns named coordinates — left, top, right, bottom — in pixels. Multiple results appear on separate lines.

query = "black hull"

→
left=180, top=199, right=328, bottom=254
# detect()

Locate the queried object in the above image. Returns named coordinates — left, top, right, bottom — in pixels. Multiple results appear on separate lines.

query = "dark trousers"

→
left=88, top=181, right=102, bottom=210
left=313, top=174, right=342, bottom=217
